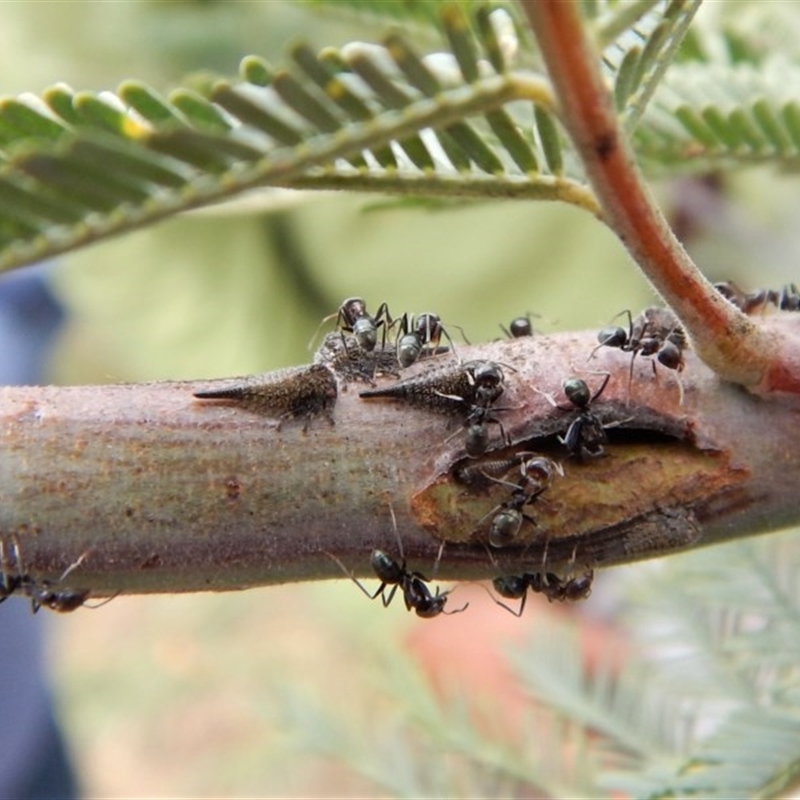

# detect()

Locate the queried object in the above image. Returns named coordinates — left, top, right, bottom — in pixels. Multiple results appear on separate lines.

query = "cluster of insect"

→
left=714, top=280, right=800, bottom=314
left=305, top=298, right=693, bottom=619
left=189, top=295, right=698, bottom=620
left=19, top=284, right=778, bottom=616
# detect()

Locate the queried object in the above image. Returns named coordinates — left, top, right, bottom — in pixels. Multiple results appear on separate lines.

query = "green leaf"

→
left=0, top=98, right=69, bottom=141
left=637, top=61, right=800, bottom=173
left=1, top=3, right=604, bottom=273
left=118, top=81, right=188, bottom=126
left=3, top=0, right=799, bottom=273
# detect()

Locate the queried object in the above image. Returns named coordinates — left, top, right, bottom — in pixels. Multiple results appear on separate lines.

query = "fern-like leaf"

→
left=637, top=59, right=800, bottom=174
left=1, top=1, right=799, bottom=273
left=0, top=3, right=604, bottom=273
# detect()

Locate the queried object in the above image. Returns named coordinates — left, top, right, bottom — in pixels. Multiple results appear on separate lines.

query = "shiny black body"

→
left=335, top=297, right=392, bottom=352
left=501, top=312, right=536, bottom=339
left=356, top=549, right=465, bottom=619
left=559, top=376, right=610, bottom=460
left=483, top=454, right=559, bottom=548
left=493, top=569, right=594, bottom=615
left=395, top=312, right=452, bottom=368
left=596, top=307, right=686, bottom=373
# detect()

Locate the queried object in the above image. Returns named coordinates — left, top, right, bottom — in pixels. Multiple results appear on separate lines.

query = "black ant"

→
left=440, top=361, right=512, bottom=457
left=492, top=569, right=594, bottom=615
left=501, top=312, right=538, bottom=339
left=328, top=508, right=467, bottom=619
left=314, top=297, right=392, bottom=353
left=394, top=312, right=455, bottom=368
left=594, top=307, right=686, bottom=400
left=480, top=454, right=560, bottom=548
left=469, top=361, right=507, bottom=406
left=555, top=375, right=612, bottom=460
left=462, top=404, right=510, bottom=458
left=714, top=281, right=800, bottom=313
left=0, top=538, right=104, bottom=614
left=714, top=281, right=773, bottom=314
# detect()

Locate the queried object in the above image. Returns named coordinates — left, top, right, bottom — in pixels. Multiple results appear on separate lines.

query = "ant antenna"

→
left=387, top=501, right=405, bottom=563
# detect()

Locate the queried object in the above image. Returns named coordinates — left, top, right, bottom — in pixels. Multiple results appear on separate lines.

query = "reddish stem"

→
left=519, top=0, right=797, bottom=395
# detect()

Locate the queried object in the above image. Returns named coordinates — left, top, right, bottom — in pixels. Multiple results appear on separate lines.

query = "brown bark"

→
left=1, top=329, right=799, bottom=598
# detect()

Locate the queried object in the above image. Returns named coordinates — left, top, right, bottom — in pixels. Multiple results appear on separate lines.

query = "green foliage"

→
left=1, top=1, right=799, bottom=273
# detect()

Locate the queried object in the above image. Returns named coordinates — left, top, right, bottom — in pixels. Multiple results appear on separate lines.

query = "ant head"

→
left=414, top=313, right=442, bottom=339
left=340, top=297, right=367, bottom=321
left=509, top=316, right=533, bottom=338
left=521, top=455, right=558, bottom=486
left=562, top=377, right=590, bottom=408
left=471, top=361, right=504, bottom=388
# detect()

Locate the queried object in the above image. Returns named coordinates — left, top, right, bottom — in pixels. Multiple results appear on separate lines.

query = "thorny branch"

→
left=520, top=0, right=800, bottom=397
left=2, top=320, right=800, bottom=607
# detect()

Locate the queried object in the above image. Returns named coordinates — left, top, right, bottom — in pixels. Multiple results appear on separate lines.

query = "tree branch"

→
left=2, top=329, right=799, bottom=600
left=519, top=0, right=800, bottom=397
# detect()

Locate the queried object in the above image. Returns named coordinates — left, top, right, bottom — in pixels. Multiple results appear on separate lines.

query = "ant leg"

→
left=447, top=322, right=470, bottom=347
left=532, top=385, right=564, bottom=410
left=674, top=371, right=685, bottom=406
left=588, top=371, right=611, bottom=403
left=540, top=534, right=551, bottom=571
left=307, top=309, right=339, bottom=352
left=437, top=323, right=457, bottom=360
left=626, top=352, right=636, bottom=405
left=325, top=552, right=388, bottom=602
left=0, top=540, right=16, bottom=603
left=476, top=501, right=504, bottom=529
left=492, top=589, right=526, bottom=618
left=373, top=302, right=393, bottom=349
left=485, top=579, right=527, bottom=617
left=379, top=582, right=398, bottom=608
left=0, top=539, right=9, bottom=598
left=492, top=417, right=512, bottom=447
left=10, top=536, right=26, bottom=579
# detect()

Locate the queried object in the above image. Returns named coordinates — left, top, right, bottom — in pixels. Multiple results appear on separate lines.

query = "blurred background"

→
left=2, top=2, right=800, bottom=797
